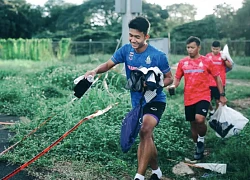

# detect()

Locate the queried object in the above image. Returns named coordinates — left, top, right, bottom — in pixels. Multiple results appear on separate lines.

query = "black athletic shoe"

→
left=194, top=141, right=204, bottom=160
left=134, top=179, right=140, bottom=180
left=149, top=173, right=160, bottom=180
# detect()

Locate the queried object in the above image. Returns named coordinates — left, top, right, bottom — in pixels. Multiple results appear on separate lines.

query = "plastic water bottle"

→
left=73, top=75, right=94, bottom=98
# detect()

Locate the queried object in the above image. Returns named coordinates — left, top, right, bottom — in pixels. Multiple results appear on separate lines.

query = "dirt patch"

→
left=0, top=114, right=35, bottom=180
left=230, top=97, right=250, bottom=109
left=227, top=79, right=250, bottom=87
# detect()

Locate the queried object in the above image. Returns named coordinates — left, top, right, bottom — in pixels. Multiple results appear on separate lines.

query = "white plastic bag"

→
left=221, top=44, right=234, bottom=73
left=209, top=104, right=249, bottom=138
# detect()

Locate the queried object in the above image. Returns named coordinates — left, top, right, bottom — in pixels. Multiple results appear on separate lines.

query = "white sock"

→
left=134, top=173, right=144, bottom=180
left=210, top=109, right=215, bottom=114
left=197, top=135, right=205, bottom=143
left=152, top=167, right=162, bottom=179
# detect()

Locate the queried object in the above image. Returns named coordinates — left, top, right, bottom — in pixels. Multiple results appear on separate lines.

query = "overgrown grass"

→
left=227, top=65, right=250, bottom=79
left=0, top=55, right=249, bottom=180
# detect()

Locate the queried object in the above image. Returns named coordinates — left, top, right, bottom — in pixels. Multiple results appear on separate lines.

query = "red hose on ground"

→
left=1, top=103, right=117, bottom=180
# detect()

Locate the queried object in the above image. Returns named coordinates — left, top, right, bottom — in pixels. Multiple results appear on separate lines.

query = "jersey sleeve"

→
left=175, top=60, right=184, bottom=79
left=111, top=45, right=127, bottom=64
left=158, top=54, right=171, bottom=74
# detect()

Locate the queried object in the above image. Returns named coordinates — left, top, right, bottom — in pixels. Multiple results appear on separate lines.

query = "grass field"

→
left=0, top=54, right=249, bottom=180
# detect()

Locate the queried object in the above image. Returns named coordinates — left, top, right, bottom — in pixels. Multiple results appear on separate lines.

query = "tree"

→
left=231, top=0, right=250, bottom=55
left=171, top=15, right=219, bottom=41
left=142, top=2, right=169, bottom=38
left=213, top=3, right=236, bottom=18
left=53, top=0, right=170, bottom=40
left=1, top=0, right=170, bottom=40
left=43, top=0, right=77, bottom=33
left=44, top=0, right=121, bottom=39
left=232, top=0, right=250, bottom=40
left=0, top=0, right=34, bottom=38
left=211, top=3, right=236, bottom=39
left=166, top=3, right=197, bottom=31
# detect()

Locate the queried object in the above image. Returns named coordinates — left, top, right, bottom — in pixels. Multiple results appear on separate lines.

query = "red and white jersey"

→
left=175, top=55, right=220, bottom=106
left=206, top=52, right=226, bottom=86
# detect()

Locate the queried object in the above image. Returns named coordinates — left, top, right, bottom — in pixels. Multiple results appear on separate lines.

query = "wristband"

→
left=220, top=92, right=226, bottom=97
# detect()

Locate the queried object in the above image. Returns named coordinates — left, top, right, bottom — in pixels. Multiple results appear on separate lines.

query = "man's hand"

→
left=220, top=51, right=227, bottom=60
left=73, top=70, right=96, bottom=84
left=166, top=84, right=176, bottom=96
left=219, top=96, right=227, bottom=105
left=74, top=71, right=95, bottom=84
left=166, top=84, right=176, bottom=90
left=84, top=70, right=97, bottom=79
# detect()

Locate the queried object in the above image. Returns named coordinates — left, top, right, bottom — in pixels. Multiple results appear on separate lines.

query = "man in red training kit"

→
left=168, top=36, right=227, bottom=160
left=206, top=41, right=233, bottom=117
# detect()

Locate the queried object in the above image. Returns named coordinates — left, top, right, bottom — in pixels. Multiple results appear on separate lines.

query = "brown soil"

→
left=226, top=79, right=250, bottom=87
left=230, top=97, right=250, bottom=110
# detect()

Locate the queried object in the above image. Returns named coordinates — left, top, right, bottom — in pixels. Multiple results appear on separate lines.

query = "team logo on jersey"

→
left=199, top=62, right=203, bottom=67
left=184, top=61, right=189, bottom=66
left=145, top=56, right=151, bottom=64
left=129, top=52, right=134, bottom=60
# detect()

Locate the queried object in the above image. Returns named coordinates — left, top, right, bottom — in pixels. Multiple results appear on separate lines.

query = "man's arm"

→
left=84, top=59, right=116, bottom=78
left=224, top=59, right=233, bottom=69
left=173, top=77, right=181, bottom=88
left=163, top=71, right=173, bottom=87
left=214, top=75, right=227, bottom=105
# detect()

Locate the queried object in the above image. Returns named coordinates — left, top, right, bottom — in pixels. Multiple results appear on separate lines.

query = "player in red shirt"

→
left=206, top=41, right=233, bottom=116
left=168, top=36, right=227, bottom=160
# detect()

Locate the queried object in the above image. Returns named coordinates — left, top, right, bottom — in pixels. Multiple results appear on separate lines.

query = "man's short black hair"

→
left=186, top=36, right=201, bottom=46
left=128, top=16, right=150, bottom=35
left=212, top=40, right=221, bottom=47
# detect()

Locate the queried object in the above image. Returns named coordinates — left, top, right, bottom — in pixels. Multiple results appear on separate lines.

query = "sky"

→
left=26, top=0, right=244, bottom=20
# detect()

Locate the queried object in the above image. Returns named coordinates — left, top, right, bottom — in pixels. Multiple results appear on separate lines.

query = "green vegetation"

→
left=227, top=65, right=250, bottom=79
left=0, top=38, right=73, bottom=61
left=57, top=38, right=72, bottom=60
left=0, top=55, right=249, bottom=180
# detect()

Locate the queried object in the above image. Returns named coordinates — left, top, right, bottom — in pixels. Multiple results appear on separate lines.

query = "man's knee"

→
left=195, top=114, right=206, bottom=124
left=140, top=124, right=154, bottom=139
left=140, top=115, right=157, bottom=138
left=140, top=122, right=154, bottom=138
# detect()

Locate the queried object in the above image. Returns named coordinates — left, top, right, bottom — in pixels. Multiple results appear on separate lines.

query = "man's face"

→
left=211, top=46, right=221, bottom=55
left=129, top=28, right=149, bottom=50
left=186, top=42, right=200, bottom=58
